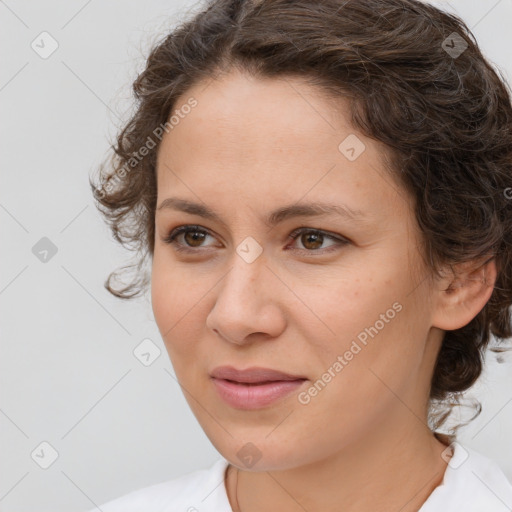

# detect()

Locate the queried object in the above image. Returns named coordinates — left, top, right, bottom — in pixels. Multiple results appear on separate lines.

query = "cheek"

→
left=151, top=250, right=201, bottom=321
left=301, top=271, right=396, bottom=344
left=293, top=285, right=421, bottom=436
left=301, top=262, right=425, bottom=376
left=150, top=256, right=200, bottom=358
left=151, top=256, right=175, bottom=332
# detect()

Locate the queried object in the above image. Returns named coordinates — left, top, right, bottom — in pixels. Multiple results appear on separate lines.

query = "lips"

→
left=210, top=366, right=307, bottom=409
left=210, top=365, right=306, bottom=384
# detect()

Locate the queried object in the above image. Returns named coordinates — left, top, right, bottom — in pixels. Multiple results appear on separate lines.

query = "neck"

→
left=226, top=415, right=451, bottom=512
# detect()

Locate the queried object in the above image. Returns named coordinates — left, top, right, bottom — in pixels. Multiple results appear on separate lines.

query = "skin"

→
left=151, top=69, right=497, bottom=512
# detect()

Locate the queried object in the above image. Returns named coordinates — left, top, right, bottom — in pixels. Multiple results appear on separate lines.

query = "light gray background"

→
left=1, top=1, right=511, bottom=511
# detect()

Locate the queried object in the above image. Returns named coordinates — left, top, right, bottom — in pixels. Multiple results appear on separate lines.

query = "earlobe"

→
left=431, top=257, right=497, bottom=331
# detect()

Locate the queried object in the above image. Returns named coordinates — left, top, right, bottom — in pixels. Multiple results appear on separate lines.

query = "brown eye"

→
left=183, top=229, right=207, bottom=247
left=288, top=228, right=349, bottom=254
left=163, top=225, right=348, bottom=255
left=163, top=225, right=215, bottom=252
left=300, top=231, right=324, bottom=250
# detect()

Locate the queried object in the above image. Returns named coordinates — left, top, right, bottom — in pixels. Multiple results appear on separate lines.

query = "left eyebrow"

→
left=156, top=197, right=368, bottom=227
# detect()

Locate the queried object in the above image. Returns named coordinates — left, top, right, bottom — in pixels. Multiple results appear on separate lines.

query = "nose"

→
left=206, top=253, right=287, bottom=346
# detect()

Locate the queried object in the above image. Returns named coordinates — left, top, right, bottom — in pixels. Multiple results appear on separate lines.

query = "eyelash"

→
left=162, top=224, right=349, bottom=255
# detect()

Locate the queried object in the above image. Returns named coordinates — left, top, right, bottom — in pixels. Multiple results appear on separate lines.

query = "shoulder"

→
left=85, top=458, right=232, bottom=512
left=421, top=442, right=512, bottom=512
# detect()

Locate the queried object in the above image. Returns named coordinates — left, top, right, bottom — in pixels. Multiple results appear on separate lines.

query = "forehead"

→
left=166, top=70, right=353, bottom=154
left=155, top=69, right=409, bottom=224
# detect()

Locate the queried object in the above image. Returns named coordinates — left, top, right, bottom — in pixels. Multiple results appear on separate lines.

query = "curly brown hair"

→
left=89, top=0, right=512, bottom=435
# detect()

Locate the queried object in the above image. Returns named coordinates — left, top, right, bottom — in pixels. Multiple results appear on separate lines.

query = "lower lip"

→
left=211, top=378, right=306, bottom=409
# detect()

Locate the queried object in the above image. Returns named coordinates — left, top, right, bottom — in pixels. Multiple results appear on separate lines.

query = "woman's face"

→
left=151, top=69, right=444, bottom=470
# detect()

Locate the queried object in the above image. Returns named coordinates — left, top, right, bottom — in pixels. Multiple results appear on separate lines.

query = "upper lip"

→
left=210, top=366, right=306, bottom=383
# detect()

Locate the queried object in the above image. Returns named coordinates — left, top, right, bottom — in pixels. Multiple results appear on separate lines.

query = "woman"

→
left=88, top=0, right=512, bottom=510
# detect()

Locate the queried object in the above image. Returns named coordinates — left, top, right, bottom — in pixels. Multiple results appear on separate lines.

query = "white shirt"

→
left=88, top=443, right=512, bottom=511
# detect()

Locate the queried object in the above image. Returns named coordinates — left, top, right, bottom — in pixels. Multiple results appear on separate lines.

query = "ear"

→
left=431, top=256, right=497, bottom=331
